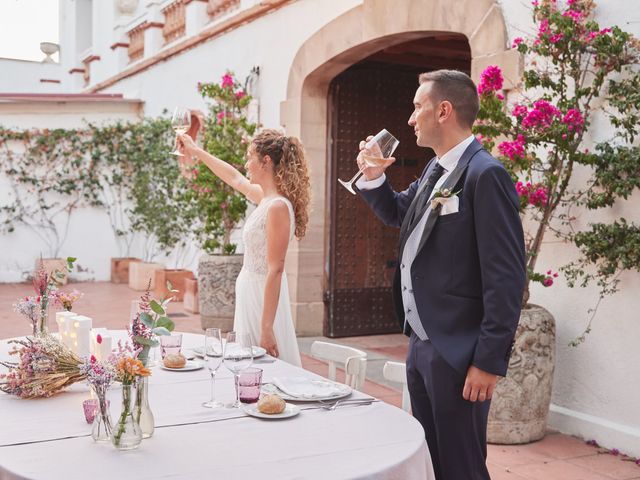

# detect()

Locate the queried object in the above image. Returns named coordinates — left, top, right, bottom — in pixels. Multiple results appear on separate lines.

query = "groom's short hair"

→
left=418, top=70, right=479, bottom=129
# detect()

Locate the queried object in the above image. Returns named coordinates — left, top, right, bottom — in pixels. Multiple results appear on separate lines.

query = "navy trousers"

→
left=406, top=333, right=491, bottom=480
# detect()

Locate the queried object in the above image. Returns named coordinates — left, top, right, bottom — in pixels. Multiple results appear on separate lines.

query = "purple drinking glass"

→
left=236, top=367, right=263, bottom=404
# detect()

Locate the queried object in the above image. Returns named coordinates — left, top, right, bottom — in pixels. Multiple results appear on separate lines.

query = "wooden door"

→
left=325, top=63, right=429, bottom=337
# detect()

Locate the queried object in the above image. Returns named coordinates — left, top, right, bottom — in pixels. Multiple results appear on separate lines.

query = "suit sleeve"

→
left=357, top=162, right=432, bottom=228
left=471, top=165, right=526, bottom=376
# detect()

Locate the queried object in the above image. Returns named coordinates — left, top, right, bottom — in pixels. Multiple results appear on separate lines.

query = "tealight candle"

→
left=69, top=315, right=92, bottom=357
left=55, top=311, right=76, bottom=349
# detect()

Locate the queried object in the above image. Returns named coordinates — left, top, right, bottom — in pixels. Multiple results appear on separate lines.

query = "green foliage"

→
left=0, top=118, right=195, bottom=263
left=474, top=0, right=640, bottom=342
left=187, top=72, right=257, bottom=254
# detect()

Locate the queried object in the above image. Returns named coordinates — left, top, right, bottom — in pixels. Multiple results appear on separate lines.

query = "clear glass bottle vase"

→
left=111, top=384, right=142, bottom=451
left=135, top=376, right=155, bottom=438
left=92, top=390, right=112, bottom=443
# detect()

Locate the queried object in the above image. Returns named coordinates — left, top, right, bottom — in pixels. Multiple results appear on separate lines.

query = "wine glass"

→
left=202, top=328, right=224, bottom=409
left=223, top=331, right=253, bottom=408
left=338, top=129, right=399, bottom=195
left=170, top=107, right=191, bottom=156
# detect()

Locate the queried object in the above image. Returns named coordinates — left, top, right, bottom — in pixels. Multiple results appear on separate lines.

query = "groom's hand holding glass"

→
left=356, top=134, right=397, bottom=182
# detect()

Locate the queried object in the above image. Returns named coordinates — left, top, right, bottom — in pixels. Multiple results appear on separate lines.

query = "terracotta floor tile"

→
left=487, top=443, right=558, bottom=467
left=511, top=459, right=614, bottom=480
left=487, top=462, right=533, bottom=480
left=568, top=454, right=640, bottom=480
left=524, top=432, right=601, bottom=460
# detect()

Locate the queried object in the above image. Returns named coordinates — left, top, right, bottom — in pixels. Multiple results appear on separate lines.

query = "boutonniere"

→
left=430, top=188, right=461, bottom=209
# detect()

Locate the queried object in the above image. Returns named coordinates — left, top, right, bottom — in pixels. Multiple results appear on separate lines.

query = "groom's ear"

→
left=437, top=100, right=454, bottom=123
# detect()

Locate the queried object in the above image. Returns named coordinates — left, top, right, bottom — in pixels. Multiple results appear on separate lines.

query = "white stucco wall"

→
left=0, top=0, right=638, bottom=457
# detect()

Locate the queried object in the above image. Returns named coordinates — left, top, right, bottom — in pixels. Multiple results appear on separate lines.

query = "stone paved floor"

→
left=2, top=281, right=639, bottom=479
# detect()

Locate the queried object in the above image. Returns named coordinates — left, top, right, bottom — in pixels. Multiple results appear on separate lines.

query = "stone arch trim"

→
left=282, top=0, right=520, bottom=336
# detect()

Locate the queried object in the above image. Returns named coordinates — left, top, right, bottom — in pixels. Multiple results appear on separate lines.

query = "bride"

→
left=178, top=130, right=310, bottom=366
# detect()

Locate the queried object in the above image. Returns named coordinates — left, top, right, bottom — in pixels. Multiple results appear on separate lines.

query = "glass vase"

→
left=91, top=389, right=112, bottom=443
left=34, top=303, right=50, bottom=337
left=135, top=376, right=155, bottom=439
left=111, top=384, right=142, bottom=451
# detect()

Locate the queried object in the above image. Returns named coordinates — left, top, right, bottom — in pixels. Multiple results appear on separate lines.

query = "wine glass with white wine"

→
left=338, top=129, right=399, bottom=195
left=170, top=107, right=191, bottom=156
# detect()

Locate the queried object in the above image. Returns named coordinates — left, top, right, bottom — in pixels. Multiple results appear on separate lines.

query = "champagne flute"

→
left=170, top=107, right=191, bottom=156
left=202, top=328, right=224, bottom=409
left=223, top=331, right=253, bottom=408
left=338, top=128, right=399, bottom=195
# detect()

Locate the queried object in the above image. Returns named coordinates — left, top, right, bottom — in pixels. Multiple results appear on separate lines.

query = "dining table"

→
left=0, top=331, right=435, bottom=479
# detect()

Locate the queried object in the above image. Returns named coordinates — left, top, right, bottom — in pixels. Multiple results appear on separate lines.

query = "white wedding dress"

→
left=233, top=195, right=302, bottom=367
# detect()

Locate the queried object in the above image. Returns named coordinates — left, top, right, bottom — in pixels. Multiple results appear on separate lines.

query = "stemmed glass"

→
left=170, top=107, right=191, bottom=156
left=202, top=328, right=224, bottom=409
left=223, top=331, right=253, bottom=408
left=338, top=128, right=400, bottom=195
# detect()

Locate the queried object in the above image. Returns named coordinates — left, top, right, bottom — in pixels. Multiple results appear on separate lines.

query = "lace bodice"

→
left=241, top=196, right=295, bottom=275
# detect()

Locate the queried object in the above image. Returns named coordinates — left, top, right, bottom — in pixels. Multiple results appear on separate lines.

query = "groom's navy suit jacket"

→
left=359, top=140, right=526, bottom=377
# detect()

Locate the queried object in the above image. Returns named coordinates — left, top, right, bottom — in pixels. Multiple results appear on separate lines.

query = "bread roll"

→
left=257, top=394, right=286, bottom=414
left=163, top=353, right=187, bottom=368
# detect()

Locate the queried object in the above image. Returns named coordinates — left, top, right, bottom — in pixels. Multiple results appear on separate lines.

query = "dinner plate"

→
left=261, top=381, right=352, bottom=402
left=242, top=403, right=300, bottom=419
left=160, top=360, right=204, bottom=372
left=191, top=346, right=266, bottom=359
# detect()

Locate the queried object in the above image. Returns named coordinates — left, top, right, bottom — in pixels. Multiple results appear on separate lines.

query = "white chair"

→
left=309, top=341, right=367, bottom=390
left=383, top=361, right=410, bottom=412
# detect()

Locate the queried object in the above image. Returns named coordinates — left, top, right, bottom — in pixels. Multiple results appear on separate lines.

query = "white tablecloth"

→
left=0, top=332, right=434, bottom=480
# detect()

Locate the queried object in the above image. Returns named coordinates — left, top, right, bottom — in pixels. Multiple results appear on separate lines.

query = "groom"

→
left=356, top=70, right=526, bottom=479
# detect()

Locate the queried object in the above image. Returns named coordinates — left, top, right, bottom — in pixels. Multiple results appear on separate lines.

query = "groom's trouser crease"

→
left=407, top=334, right=490, bottom=480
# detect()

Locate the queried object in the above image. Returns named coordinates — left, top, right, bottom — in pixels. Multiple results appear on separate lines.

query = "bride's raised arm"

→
left=177, top=132, right=263, bottom=205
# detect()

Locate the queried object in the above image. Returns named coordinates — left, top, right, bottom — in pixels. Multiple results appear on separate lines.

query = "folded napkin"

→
left=272, top=377, right=348, bottom=399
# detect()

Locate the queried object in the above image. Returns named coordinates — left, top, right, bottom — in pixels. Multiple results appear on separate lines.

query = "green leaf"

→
left=134, top=335, right=155, bottom=346
left=152, top=327, right=171, bottom=336
left=139, top=312, right=154, bottom=328
left=150, top=299, right=165, bottom=315
left=156, top=316, right=175, bottom=331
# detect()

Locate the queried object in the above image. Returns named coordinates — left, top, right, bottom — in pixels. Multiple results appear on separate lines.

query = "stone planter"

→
left=184, top=277, right=199, bottom=314
left=153, top=269, right=193, bottom=302
left=111, top=258, right=141, bottom=284
left=198, top=254, right=242, bottom=332
left=36, top=258, right=68, bottom=285
left=128, top=262, right=163, bottom=291
left=488, top=304, right=556, bottom=444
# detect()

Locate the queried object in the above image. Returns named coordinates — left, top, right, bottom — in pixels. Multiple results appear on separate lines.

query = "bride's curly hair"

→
left=252, top=129, right=310, bottom=239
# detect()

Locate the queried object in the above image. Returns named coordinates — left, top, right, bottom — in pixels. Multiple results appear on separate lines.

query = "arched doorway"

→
left=326, top=35, right=471, bottom=336
left=281, top=0, right=520, bottom=337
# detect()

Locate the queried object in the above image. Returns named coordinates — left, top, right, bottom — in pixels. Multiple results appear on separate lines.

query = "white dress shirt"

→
left=357, top=134, right=475, bottom=340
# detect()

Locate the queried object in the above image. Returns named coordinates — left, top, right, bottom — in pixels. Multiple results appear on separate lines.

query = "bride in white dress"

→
left=178, top=129, right=310, bottom=366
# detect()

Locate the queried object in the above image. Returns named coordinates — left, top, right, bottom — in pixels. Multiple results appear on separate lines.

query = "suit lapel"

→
left=398, top=157, right=437, bottom=254
left=414, top=140, right=483, bottom=257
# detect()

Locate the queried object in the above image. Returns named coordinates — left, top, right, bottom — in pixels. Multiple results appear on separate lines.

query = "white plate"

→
left=191, top=346, right=266, bottom=359
left=261, top=381, right=352, bottom=402
left=243, top=403, right=300, bottom=419
left=160, top=360, right=204, bottom=372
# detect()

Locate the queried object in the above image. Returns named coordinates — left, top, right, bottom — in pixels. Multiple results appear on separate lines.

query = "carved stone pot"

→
left=487, top=304, right=556, bottom=444
left=198, top=254, right=242, bottom=332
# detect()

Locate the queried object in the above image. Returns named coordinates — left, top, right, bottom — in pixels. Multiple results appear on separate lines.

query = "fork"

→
left=318, top=399, right=374, bottom=411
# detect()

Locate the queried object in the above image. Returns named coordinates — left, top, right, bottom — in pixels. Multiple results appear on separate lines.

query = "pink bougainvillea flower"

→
left=512, top=37, right=524, bottom=48
left=477, top=65, right=504, bottom=95
left=221, top=73, right=234, bottom=89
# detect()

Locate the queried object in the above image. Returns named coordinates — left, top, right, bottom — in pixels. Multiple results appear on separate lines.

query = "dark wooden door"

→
left=325, top=63, right=431, bottom=337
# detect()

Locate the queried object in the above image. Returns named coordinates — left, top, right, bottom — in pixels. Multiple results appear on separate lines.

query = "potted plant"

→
left=183, top=71, right=257, bottom=330
left=474, top=0, right=640, bottom=444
